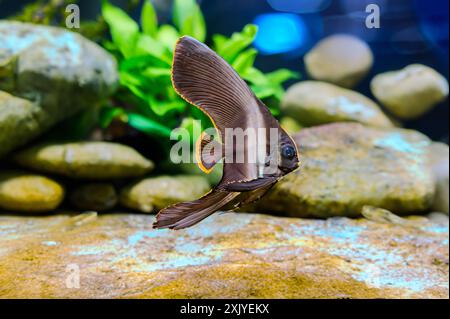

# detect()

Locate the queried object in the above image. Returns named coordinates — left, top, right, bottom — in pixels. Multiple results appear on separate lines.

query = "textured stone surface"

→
left=13, top=142, right=154, bottom=180
left=371, top=64, right=449, bottom=119
left=304, top=34, right=373, bottom=88
left=69, top=183, right=118, bottom=211
left=0, top=213, right=447, bottom=298
left=282, top=81, right=393, bottom=127
left=255, top=123, right=435, bottom=218
left=120, top=175, right=210, bottom=213
left=0, top=21, right=118, bottom=157
left=0, top=171, right=64, bottom=212
left=428, top=142, right=449, bottom=214
left=0, top=91, right=41, bottom=157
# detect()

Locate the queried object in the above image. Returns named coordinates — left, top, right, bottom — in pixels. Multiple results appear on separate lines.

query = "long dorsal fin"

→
left=171, top=36, right=259, bottom=140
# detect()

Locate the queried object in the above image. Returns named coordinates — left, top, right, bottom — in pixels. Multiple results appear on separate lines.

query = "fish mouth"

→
left=278, top=162, right=300, bottom=174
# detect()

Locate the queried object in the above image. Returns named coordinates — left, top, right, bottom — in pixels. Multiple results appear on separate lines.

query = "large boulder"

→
left=0, top=171, right=64, bottom=212
left=0, top=213, right=447, bottom=298
left=370, top=64, right=448, bottom=119
left=304, top=34, right=373, bottom=88
left=0, top=21, right=118, bottom=157
left=254, top=123, right=435, bottom=217
left=282, top=81, right=393, bottom=127
left=120, top=175, right=210, bottom=213
left=13, top=142, right=154, bottom=180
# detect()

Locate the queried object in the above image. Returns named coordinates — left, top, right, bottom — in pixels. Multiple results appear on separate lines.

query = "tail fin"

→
left=153, top=190, right=239, bottom=230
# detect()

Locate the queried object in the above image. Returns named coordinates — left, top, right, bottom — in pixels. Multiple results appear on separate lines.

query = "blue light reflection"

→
left=253, top=13, right=309, bottom=55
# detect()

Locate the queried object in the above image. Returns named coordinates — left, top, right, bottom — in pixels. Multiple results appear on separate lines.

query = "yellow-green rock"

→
left=280, top=116, right=303, bottom=134
left=282, top=81, right=393, bottom=127
left=0, top=213, right=447, bottom=298
left=120, top=175, right=210, bottom=213
left=13, top=142, right=154, bottom=180
left=0, top=91, right=41, bottom=157
left=69, top=183, right=118, bottom=211
left=304, top=34, right=373, bottom=88
left=255, top=123, right=435, bottom=218
left=371, top=64, right=449, bottom=119
left=0, top=21, right=118, bottom=158
left=0, top=171, right=64, bottom=212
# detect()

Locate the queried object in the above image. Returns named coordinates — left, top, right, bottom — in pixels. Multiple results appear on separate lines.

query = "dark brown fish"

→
left=153, top=36, right=299, bottom=230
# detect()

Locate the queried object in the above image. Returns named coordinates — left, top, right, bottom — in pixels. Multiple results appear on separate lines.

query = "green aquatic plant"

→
left=99, top=0, right=299, bottom=143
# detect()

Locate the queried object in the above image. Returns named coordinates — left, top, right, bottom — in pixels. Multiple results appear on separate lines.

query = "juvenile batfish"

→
left=153, top=36, right=299, bottom=230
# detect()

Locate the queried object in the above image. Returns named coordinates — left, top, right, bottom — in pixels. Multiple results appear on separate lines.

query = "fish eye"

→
left=281, top=145, right=295, bottom=160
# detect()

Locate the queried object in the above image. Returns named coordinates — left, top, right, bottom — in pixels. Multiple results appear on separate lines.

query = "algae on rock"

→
left=0, top=21, right=118, bottom=157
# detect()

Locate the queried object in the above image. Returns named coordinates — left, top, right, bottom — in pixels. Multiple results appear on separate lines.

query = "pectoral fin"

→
left=195, top=131, right=223, bottom=173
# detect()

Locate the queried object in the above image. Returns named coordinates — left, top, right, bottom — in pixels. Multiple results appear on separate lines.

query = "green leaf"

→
left=142, top=67, right=172, bottom=78
left=173, top=0, right=206, bottom=41
left=135, top=34, right=172, bottom=63
left=120, top=71, right=149, bottom=88
left=266, top=69, right=300, bottom=84
left=120, top=55, right=170, bottom=71
left=102, top=0, right=139, bottom=58
left=99, top=106, right=126, bottom=128
left=232, top=48, right=257, bottom=75
left=148, top=97, right=186, bottom=116
left=141, top=0, right=158, bottom=37
left=217, top=24, right=258, bottom=62
left=251, top=84, right=276, bottom=100
left=126, top=112, right=172, bottom=137
left=242, top=67, right=270, bottom=86
left=157, top=24, right=180, bottom=50
left=212, top=34, right=227, bottom=52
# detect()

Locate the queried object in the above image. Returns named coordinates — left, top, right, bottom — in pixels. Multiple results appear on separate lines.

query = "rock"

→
left=0, top=213, right=447, bottom=298
left=0, top=91, right=41, bottom=157
left=0, top=21, right=118, bottom=157
left=0, top=171, right=64, bottom=212
left=13, top=142, right=154, bottom=180
left=427, top=212, right=449, bottom=224
left=69, top=183, right=118, bottom=211
left=282, top=81, right=393, bottom=127
left=120, top=175, right=210, bottom=213
left=428, top=142, right=449, bottom=214
left=254, top=123, right=435, bottom=218
left=304, top=34, right=373, bottom=88
left=361, top=205, right=426, bottom=229
left=280, top=116, right=303, bottom=134
left=371, top=64, right=449, bottom=119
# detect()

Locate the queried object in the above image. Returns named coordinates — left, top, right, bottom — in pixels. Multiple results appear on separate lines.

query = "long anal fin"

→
left=153, top=190, right=239, bottom=230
